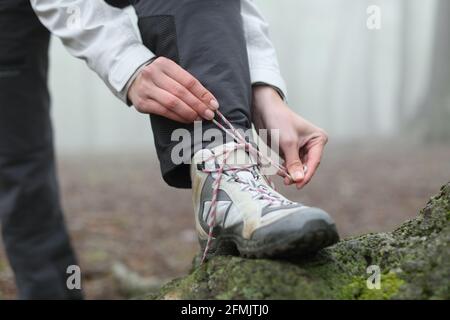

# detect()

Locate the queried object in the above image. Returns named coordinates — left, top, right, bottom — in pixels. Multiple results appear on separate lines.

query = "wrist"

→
left=252, top=85, right=285, bottom=113
left=126, top=57, right=156, bottom=106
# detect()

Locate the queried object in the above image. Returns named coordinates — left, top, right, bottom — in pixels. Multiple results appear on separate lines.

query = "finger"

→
left=147, top=86, right=198, bottom=122
left=161, top=60, right=219, bottom=109
left=277, top=167, right=295, bottom=185
left=153, top=74, right=215, bottom=120
left=138, top=98, right=189, bottom=123
left=283, top=143, right=305, bottom=184
left=297, top=144, right=325, bottom=189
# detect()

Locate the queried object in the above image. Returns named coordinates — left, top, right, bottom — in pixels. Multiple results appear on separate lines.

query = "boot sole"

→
left=200, top=219, right=339, bottom=260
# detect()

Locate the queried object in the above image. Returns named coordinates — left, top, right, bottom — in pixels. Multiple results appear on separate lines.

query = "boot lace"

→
left=199, top=111, right=297, bottom=264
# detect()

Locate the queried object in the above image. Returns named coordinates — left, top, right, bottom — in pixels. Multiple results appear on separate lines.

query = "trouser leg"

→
left=0, top=0, right=82, bottom=299
left=133, top=0, right=253, bottom=188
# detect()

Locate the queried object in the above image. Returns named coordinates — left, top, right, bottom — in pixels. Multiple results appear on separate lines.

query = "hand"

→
left=128, top=56, right=219, bottom=123
left=252, top=86, right=328, bottom=189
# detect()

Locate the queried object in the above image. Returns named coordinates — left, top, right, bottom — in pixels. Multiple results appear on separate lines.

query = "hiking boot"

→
left=191, top=142, right=339, bottom=260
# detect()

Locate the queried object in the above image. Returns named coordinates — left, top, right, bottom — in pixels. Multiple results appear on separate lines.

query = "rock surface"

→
left=150, top=183, right=449, bottom=299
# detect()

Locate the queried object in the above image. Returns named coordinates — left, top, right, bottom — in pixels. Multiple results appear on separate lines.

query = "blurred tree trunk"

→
left=397, top=0, right=411, bottom=126
left=409, top=0, right=450, bottom=141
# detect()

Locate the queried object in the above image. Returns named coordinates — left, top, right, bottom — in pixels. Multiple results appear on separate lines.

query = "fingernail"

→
left=210, top=99, right=219, bottom=110
left=203, top=109, right=215, bottom=120
left=292, top=171, right=304, bottom=181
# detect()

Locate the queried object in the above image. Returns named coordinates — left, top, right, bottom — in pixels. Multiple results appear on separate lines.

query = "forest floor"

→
left=0, top=141, right=449, bottom=299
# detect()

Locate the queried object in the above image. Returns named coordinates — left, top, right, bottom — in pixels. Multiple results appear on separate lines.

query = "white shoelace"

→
left=226, top=168, right=293, bottom=206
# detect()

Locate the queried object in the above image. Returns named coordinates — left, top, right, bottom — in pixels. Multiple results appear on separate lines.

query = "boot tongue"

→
left=209, top=142, right=259, bottom=183
left=193, top=143, right=292, bottom=206
left=192, top=142, right=257, bottom=176
left=209, top=142, right=255, bottom=168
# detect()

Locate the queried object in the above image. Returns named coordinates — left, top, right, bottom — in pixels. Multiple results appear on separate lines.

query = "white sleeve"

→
left=241, top=0, right=288, bottom=99
left=30, top=0, right=156, bottom=103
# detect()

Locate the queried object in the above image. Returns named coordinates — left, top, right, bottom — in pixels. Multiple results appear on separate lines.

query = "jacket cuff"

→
left=250, top=68, right=288, bottom=101
left=108, top=44, right=156, bottom=103
left=123, top=57, right=157, bottom=106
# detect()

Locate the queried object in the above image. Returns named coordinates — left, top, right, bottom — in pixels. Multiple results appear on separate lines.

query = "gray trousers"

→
left=133, top=0, right=253, bottom=188
left=0, top=0, right=82, bottom=299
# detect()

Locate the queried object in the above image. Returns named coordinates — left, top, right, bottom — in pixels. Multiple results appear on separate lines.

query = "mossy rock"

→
left=150, top=183, right=450, bottom=300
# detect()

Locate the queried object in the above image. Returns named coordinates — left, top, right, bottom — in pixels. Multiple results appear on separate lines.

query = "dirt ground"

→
left=0, top=140, right=449, bottom=299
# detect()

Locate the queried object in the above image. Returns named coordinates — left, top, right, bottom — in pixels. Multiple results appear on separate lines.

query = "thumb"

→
left=284, top=146, right=304, bottom=183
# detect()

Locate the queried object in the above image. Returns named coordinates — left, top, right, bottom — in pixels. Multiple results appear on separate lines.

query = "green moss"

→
left=339, top=272, right=404, bottom=300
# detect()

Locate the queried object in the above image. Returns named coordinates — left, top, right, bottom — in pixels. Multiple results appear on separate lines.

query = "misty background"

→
left=1, top=0, right=449, bottom=299
left=49, top=0, right=449, bottom=153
